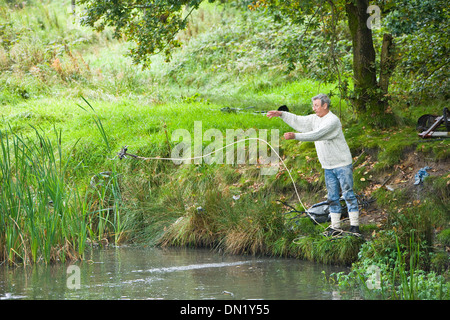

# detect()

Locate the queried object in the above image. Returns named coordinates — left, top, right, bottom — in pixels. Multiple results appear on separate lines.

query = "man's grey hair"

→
left=312, top=94, right=331, bottom=109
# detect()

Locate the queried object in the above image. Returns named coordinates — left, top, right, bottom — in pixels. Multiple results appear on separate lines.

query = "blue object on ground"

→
left=414, top=166, right=431, bottom=185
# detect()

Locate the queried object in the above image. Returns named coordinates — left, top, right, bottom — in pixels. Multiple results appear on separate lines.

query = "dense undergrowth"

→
left=0, top=0, right=448, bottom=299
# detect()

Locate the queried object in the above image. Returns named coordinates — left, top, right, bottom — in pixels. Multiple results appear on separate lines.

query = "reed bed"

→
left=0, top=100, right=125, bottom=266
left=0, top=127, right=87, bottom=265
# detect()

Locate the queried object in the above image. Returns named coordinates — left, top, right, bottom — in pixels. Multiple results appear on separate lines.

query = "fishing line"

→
left=116, top=138, right=309, bottom=209
left=115, top=138, right=356, bottom=235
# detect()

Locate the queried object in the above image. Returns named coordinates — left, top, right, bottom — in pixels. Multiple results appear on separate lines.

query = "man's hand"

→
left=266, top=110, right=282, bottom=118
left=284, top=132, right=296, bottom=140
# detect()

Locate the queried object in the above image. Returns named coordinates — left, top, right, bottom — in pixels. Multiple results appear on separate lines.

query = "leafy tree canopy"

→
left=78, top=0, right=211, bottom=67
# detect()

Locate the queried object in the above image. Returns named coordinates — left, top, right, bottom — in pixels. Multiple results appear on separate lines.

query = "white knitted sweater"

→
left=280, top=111, right=353, bottom=169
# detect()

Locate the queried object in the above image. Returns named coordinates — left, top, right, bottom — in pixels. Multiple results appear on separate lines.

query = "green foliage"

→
left=251, top=0, right=353, bottom=84
left=385, top=0, right=449, bottom=99
left=327, top=231, right=450, bottom=300
left=0, top=0, right=110, bottom=105
left=78, top=0, right=206, bottom=67
left=437, top=229, right=450, bottom=247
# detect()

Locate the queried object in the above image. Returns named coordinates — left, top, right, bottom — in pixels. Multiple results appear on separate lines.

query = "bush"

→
left=437, top=228, right=450, bottom=247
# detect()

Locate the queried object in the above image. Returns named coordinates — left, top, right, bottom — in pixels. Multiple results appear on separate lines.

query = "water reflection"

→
left=0, top=246, right=348, bottom=300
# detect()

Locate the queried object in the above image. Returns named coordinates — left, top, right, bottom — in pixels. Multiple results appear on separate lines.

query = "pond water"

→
left=0, top=246, right=349, bottom=300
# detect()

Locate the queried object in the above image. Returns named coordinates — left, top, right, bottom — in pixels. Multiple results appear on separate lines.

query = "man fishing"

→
left=267, top=94, right=360, bottom=237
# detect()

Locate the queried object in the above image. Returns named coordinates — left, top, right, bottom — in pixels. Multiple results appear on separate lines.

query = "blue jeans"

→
left=324, top=164, right=358, bottom=213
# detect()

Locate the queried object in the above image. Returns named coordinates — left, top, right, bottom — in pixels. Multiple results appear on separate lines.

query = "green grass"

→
left=0, top=0, right=448, bottom=282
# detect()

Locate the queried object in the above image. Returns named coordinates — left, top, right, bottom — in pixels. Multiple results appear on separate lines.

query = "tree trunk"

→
left=345, top=0, right=394, bottom=127
left=379, top=33, right=395, bottom=96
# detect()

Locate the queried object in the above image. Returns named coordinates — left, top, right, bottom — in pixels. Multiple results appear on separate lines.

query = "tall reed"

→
left=0, top=98, right=127, bottom=265
left=0, top=126, right=87, bottom=265
left=78, top=97, right=128, bottom=245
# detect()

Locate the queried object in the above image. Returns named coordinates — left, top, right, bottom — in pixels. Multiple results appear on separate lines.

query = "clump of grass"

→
left=157, top=176, right=286, bottom=255
left=221, top=195, right=285, bottom=255
left=0, top=127, right=87, bottom=265
left=291, top=234, right=364, bottom=265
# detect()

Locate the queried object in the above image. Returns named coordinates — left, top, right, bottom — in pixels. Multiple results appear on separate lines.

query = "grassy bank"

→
left=0, top=0, right=448, bottom=299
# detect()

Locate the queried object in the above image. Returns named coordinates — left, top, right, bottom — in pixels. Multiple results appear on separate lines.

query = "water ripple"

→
left=132, top=260, right=263, bottom=274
